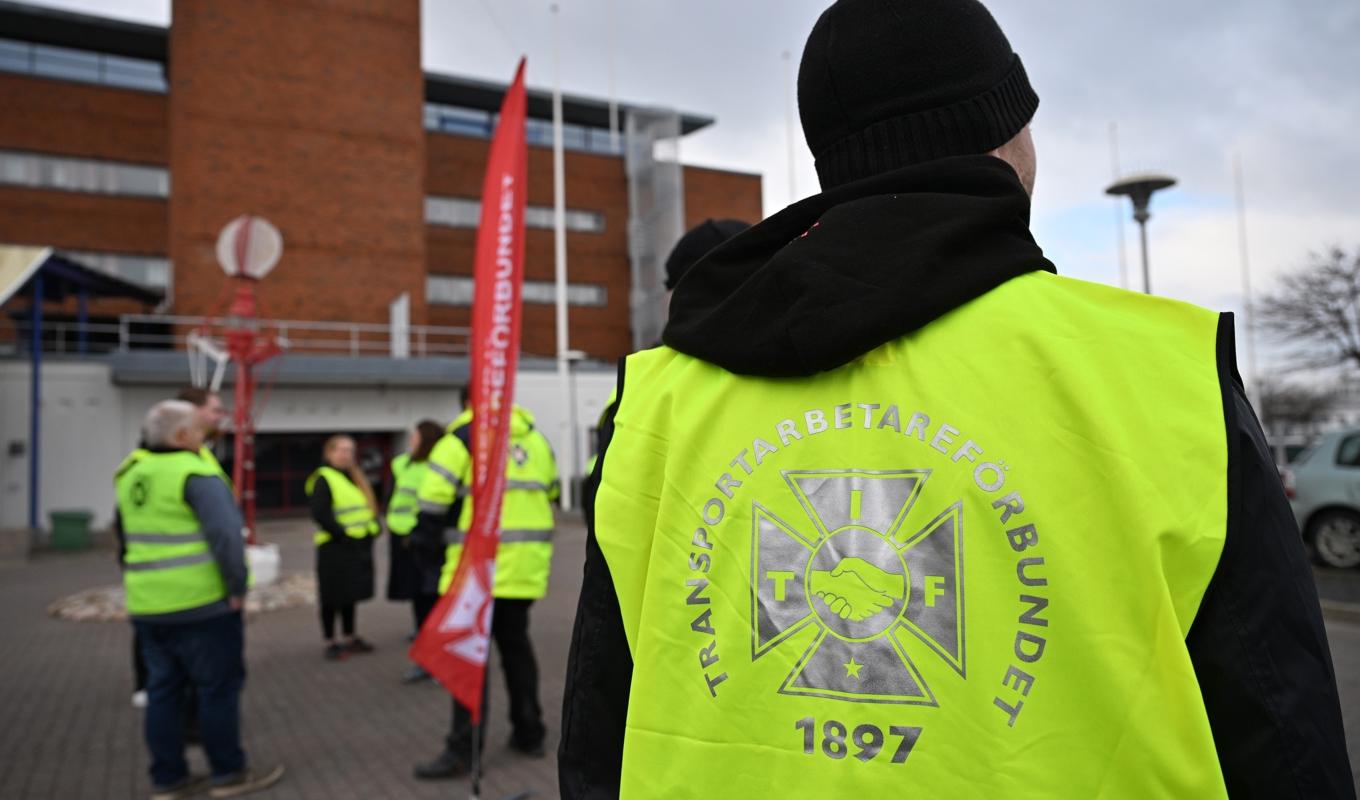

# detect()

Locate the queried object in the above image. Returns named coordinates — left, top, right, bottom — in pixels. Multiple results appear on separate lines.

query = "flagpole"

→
left=606, top=0, right=619, bottom=152
left=551, top=2, right=577, bottom=511
left=1234, top=153, right=1259, bottom=406
left=782, top=50, right=797, bottom=204
left=1110, top=122, right=1129, bottom=290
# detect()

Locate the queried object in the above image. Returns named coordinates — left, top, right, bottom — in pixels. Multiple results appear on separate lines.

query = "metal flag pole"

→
left=551, top=2, right=577, bottom=510
left=1233, top=153, right=1260, bottom=405
left=1109, top=122, right=1129, bottom=290
left=606, top=0, right=619, bottom=152
left=782, top=50, right=797, bottom=204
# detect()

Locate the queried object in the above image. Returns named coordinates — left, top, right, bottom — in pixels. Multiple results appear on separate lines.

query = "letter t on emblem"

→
left=767, top=570, right=796, bottom=601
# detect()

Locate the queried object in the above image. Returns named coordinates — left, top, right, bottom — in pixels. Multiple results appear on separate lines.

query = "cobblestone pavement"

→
left=0, top=515, right=584, bottom=800
left=2, top=514, right=1358, bottom=798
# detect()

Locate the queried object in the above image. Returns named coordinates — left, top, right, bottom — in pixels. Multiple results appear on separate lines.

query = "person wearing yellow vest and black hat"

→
left=386, top=419, right=444, bottom=683
left=413, top=388, right=559, bottom=780
left=117, top=400, right=283, bottom=800
left=559, top=1, right=1353, bottom=797
left=307, top=435, right=381, bottom=661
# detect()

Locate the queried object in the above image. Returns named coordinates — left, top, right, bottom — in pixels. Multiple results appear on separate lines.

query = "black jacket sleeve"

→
left=309, top=476, right=347, bottom=542
left=1186, top=316, right=1355, bottom=799
left=560, top=359, right=632, bottom=800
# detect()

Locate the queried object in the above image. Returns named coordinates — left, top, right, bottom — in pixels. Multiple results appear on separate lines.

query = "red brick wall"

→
left=425, top=136, right=764, bottom=362
left=0, top=73, right=167, bottom=164
left=683, top=165, right=764, bottom=229
left=167, top=0, right=426, bottom=326
left=425, top=134, right=633, bottom=359
left=0, top=74, right=169, bottom=320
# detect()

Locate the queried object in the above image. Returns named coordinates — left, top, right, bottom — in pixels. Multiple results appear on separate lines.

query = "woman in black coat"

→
left=308, top=434, right=380, bottom=661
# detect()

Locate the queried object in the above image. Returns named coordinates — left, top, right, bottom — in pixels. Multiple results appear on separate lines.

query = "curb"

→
left=1321, top=600, right=1360, bottom=626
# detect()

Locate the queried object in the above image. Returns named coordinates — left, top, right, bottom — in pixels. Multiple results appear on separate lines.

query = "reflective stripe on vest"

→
left=116, top=450, right=229, bottom=617
left=595, top=272, right=1232, bottom=798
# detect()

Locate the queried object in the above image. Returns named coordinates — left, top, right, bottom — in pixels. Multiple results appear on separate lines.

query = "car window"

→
left=1336, top=435, right=1360, bottom=467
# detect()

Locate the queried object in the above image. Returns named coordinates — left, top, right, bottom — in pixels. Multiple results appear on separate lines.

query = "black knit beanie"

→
left=798, top=0, right=1039, bottom=189
left=665, top=219, right=750, bottom=289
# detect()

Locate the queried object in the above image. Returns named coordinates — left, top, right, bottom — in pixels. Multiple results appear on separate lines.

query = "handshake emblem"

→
left=810, top=557, right=907, bottom=622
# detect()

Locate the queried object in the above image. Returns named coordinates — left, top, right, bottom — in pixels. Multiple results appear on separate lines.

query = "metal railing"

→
left=0, top=313, right=471, bottom=358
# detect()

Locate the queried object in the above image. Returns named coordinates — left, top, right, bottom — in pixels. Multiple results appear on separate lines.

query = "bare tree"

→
left=1258, top=247, right=1360, bottom=371
left=1257, top=379, right=1336, bottom=434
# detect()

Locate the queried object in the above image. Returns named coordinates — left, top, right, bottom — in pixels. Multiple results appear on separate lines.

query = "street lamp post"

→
left=1105, top=173, right=1177, bottom=295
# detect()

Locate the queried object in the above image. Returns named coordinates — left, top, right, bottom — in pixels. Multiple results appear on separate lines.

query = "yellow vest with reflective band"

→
left=116, top=450, right=230, bottom=617
left=386, top=453, right=426, bottom=536
left=427, top=406, right=560, bottom=599
left=306, top=466, right=379, bottom=546
left=596, top=272, right=1230, bottom=798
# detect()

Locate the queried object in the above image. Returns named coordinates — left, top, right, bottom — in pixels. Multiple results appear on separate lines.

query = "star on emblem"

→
left=751, top=469, right=965, bottom=706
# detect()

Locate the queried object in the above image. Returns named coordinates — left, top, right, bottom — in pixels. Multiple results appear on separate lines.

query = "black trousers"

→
left=446, top=598, right=545, bottom=754
left=320, top=603, right=356, bottom=640
left=412, top=593, right=439, bottom=633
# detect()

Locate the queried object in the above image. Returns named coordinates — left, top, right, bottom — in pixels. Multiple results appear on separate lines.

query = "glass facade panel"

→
left=0, top=37, right=166, bottom=93
left=428, top=275, right=606, bottom=308
left=0, top=150, right=169, bottom=198
left=425, top=102, right=622, bottom=156
left=426, top=194, right=604, bottom=234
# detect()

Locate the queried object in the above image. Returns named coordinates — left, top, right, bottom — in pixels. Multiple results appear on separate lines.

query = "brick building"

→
left=0, top=0, right=762, bottom=530
left=0, top=0, right=762, bottom=361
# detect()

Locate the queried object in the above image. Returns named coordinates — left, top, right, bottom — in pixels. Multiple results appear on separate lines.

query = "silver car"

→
left=1285, top=428, right=1360, bottom=569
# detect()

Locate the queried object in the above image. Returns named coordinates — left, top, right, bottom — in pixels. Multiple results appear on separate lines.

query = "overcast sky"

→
left=26, top=0, right=1360, bottom=372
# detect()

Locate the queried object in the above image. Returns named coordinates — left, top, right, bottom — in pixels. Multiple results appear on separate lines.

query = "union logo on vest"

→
left=752, top=469, right=964, bottom=706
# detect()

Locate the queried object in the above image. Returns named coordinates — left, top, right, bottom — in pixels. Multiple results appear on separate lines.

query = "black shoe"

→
left=508, top=737, right=546, bottom=758
left=324, top=643, right=347, bottom=661
left=346, top=637, right=375, bottom=654
left=402, top=665, right=432, bottom=684
left=414, top=750, right=469, bottom=780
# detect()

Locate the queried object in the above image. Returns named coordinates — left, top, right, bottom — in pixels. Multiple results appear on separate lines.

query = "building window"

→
left=60, top=250, right=170, bottom=290
left=425, top=102, right=622, bottom=156
left=0, top=150, right=168, bottom=198
left=0, top=37, right=167, bottom=93
left=426, top=195, right=604, bottom=234
left=428, top=275, right=607, bottom=308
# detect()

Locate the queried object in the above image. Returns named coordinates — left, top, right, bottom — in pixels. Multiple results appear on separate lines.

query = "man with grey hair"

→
left=117, top=400, right=283, bottom=799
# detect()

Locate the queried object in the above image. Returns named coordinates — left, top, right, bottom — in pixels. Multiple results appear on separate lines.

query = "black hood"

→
left=662, top=155, right=1054, bottom=377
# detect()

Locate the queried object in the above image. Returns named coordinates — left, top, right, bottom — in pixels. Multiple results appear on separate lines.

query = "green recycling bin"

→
left=49, top=510, right=93, bottom=551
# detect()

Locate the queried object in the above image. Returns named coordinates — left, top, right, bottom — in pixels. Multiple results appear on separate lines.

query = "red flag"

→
left=411, top=58, right=528, bottom=722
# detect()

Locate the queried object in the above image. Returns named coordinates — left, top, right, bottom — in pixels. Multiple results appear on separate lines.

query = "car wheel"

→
left=1310, top=510, right=1360, bottom=569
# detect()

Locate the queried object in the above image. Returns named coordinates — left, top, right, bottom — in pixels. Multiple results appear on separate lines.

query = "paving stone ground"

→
left=2, top=514, right=1358, bottom=798
left=0, top=515, right=585, bottom=800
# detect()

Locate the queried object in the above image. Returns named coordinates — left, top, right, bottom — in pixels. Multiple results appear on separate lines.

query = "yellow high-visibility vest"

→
left=306, top=466, right=379, bottom=546
left=117, top=450, right=230, bottom=616
left=595, top=272, right=1230, bottom=798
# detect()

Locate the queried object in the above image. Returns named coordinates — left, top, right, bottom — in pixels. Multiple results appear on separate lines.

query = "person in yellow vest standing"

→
left=386, top=419, right=444, bottom=682
left=117, top=400, right=283, bottom=800
left=558, top=1, right=1353, bottom=797
left=307, top=435, right=381, bottom=661
left=119, top=386, right=231, bottom=712
left=414, top=389, right=559, bottom=780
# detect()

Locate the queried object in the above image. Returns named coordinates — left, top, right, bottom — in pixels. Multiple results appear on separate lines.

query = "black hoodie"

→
left=559, top=156, right=1353, bottom=800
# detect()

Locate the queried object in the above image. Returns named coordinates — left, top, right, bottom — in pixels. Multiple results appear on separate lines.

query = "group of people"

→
left=115, top=382, right=564, bottom=798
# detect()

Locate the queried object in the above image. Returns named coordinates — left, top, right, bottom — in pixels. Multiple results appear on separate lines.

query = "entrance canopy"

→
left=0, top=245, right=163, bottom=306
